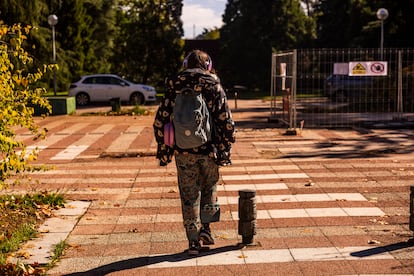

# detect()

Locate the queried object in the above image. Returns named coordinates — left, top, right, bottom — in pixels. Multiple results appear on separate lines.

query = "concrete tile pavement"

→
left=10, top=201, right=90, bottom=265
left=6, top=100, right=414, bottom=275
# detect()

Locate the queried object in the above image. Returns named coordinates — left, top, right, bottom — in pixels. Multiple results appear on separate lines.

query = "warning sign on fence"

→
left=349, top=61, right=387, bottom=76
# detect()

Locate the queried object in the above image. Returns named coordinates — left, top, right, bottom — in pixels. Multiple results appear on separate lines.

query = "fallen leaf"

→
left=215, top=235, right=229, bottom=239
left=69, top=243, right=81, bottom=249
left=354, top=226, right=367, bottom=229
left=368, top=240, right=381, bottom=244
left=41, top=209, right=52, bottom=217
left=17, top=251, right=31, bottom=259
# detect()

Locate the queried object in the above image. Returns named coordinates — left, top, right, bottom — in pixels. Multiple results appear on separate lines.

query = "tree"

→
left=0, top=0, right=119, bottom=91
left=220, top=0, right=271, bottom=91
left=314, top=0, right=414, bottom=48
left=0, top=0, right=53, bottom=86
left=196, top=28, right=220, bottom=40
left=112, top=0, right=184, bottom=87
left=0, top=23, right=52, bottom=188
left=84, top=0, right=117, bottom=74
left=270, top=0, right=316, bottom=50
left=220, top=0, right=314, bottom=92
left=53, top=0, right=90, bottom=84
left=0, top=0, right=48, bottom=26
left=56, top=0, right=117, bottom=83
left=369, top=0, right=414, bottom=47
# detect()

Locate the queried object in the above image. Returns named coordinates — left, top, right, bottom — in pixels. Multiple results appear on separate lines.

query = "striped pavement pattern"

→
left=9, top=118, right=414, bottom=274
left=44, top=157, right=413, bottom=275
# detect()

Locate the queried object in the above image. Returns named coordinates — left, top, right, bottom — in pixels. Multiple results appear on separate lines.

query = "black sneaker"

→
left=188, top=240, right=201, bottom=256
left=199, top=228, right=215, bottom=245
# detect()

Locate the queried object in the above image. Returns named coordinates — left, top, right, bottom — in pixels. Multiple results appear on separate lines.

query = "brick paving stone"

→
left=6, top=100, right=414, bottom=275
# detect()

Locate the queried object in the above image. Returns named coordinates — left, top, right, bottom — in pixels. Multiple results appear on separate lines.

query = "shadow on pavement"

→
left=63, top=244, right=243, bottom=276
left=350, top=238, right=414, bottom=257
left=278, top=128, right=414, bottom=159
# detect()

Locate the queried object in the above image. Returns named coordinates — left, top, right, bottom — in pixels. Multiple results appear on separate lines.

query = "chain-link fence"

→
left=270, top=48, right=414, bottom=128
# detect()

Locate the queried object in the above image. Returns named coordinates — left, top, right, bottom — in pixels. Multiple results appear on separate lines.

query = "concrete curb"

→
left=9, top=200, right=90, bottom=265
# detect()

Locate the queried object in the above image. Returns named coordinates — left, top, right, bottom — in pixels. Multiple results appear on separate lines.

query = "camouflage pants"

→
left=175, top=153, right=220, bottom=242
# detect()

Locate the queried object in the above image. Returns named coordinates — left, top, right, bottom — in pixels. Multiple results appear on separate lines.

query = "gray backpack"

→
left=172, top=87, right=212, bottom=149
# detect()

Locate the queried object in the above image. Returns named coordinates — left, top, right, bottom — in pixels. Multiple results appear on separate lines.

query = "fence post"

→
left=238, top=189, right=257, bottom=245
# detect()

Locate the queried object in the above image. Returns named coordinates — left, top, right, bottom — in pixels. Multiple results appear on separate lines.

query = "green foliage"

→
left=196, top=28, right=220, bottom=40
left=1, top=0, right=413, bottom=103
left=220, top=0, right=314, bottom=92
left=0, top=223, right=36, bottom=262
left=0, top=192, right=64, bottom=273
left=0, top=1, right=48, bottom=26
left=80, top=105, right=151, bottom=116
left=112, top=0, right=184, bottom=86
left=0, top=23, right=52, bottom=187
left=0, top=193, right=65, bottom=260
left=314, top=0, right=414, bottom=48
left=58, top=0, right=117, bottom=80
left=49, top=240, right=68, bottom=267
left=270, top=0, right=316, bottom=50
left=0, top=193, right=65, bottom=209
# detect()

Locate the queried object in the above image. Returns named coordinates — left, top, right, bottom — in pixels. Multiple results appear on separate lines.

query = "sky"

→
left=182, top=0, right=226, bottom=39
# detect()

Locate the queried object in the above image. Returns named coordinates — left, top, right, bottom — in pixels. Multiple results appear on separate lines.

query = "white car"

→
left=68, top=74, right=157, bottom=106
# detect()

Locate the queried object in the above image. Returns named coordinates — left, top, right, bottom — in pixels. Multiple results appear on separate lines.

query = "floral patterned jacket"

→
left=153, top=68, right=235, bottom=166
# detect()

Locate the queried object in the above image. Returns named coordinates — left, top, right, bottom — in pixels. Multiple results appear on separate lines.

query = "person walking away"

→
left=153, top=50, right=235, bottom=256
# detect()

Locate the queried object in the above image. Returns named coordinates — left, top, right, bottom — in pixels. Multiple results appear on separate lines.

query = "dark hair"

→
left=183, top=49, right=212, bottom=71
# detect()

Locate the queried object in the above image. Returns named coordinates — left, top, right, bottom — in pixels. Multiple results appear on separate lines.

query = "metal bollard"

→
left=234, top=91, right=238, bottom=110
left=110, top=97, right=121, bottom=112
left=238, top=189, right=257, bottom=244
left=410, top=186, right=414, bottom=231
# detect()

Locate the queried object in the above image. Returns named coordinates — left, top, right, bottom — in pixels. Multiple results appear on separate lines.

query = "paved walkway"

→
left=7, top=100, right=414, bottom=275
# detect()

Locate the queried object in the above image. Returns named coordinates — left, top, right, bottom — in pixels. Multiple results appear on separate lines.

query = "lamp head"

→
left=376, top=8, right=389, bottom=21
left=48, top=14, right=58, bottom=26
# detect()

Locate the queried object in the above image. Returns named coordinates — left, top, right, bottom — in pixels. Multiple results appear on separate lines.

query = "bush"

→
left=0, top=23, right=54, bottom=188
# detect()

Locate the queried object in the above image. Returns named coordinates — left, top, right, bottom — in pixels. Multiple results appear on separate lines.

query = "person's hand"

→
left=215, top=151, right=231, bottom=166
left=160, top=160, right=170, bottom=166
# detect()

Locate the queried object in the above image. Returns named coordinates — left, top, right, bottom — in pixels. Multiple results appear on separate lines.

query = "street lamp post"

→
left=376, top=8, right=389, bottom=60
left=48, top=14, right=58, bottom=96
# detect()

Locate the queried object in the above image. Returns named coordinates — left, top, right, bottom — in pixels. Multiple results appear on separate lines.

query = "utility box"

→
left=32, top=97, right=76, bottom=116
